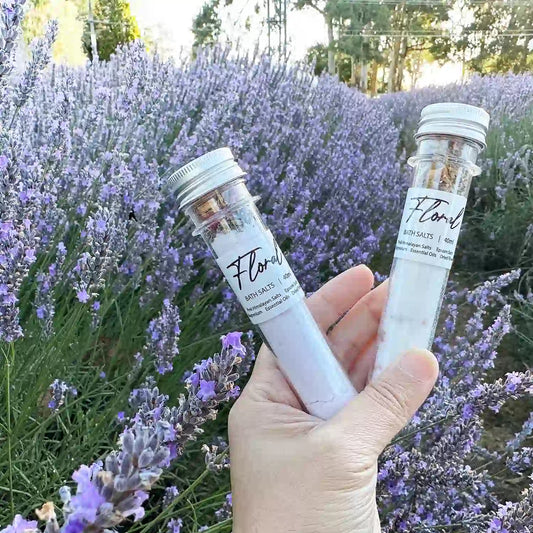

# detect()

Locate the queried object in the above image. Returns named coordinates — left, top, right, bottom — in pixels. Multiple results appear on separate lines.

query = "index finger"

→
left=306, top=265, right=375, bottom=332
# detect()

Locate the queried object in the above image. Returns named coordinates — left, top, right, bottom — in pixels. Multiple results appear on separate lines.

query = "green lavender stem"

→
left=136, top=468, right=211, bottom=533
left=4, top=342, right=15, bottom=515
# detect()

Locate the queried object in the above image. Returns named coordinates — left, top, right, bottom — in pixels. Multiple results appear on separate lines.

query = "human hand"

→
left=229, top=265, right=439, bottom=533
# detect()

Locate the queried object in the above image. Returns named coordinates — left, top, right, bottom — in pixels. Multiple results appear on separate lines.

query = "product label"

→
left=394, top=187, right=467, bottom=269
left=215, top=230, right=304, bottom=324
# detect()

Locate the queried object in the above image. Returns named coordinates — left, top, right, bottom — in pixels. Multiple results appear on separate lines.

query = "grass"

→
left=0, top=244, right=252, bottom=531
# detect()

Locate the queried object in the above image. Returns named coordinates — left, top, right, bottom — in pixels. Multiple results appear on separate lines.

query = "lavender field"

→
left=1, top=4, right=533, bottom=531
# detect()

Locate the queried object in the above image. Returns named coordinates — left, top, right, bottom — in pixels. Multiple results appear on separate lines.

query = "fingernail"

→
left=397, top=349, right=439, bottom=382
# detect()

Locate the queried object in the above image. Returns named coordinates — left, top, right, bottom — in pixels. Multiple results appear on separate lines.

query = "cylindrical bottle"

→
left=373, top=103, right=490, bottom=379
left=166, top=148, right=356, bottom=419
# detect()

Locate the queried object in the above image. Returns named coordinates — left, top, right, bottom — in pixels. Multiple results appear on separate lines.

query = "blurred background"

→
left=21, top=0, right=533, bottom=92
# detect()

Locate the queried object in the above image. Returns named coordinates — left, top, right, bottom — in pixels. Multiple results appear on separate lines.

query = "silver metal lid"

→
left=415, top=103, right=490, bottom=149
left=166, top=147, right=246, bottom=208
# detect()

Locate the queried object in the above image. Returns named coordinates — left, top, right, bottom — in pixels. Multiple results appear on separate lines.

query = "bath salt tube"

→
left=166, top=147, right=356, bottom=419
left=373, top=103, right=490, bottom=379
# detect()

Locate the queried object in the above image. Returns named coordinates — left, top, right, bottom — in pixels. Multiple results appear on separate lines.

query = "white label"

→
left=394, top=187, right=467, bottom=269
left=215, top=230, right=304, bottom=324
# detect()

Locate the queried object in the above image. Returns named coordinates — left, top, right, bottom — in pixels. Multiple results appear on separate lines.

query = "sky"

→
left=129, top=0, right=463, bottom=87
left=129, top=0, right=327, bottom=60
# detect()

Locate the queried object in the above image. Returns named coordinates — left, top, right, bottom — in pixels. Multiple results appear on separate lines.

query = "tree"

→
left=192, top=0, right=239, bottom=48
left=294, top=0, right=336, bottom=74
left=385, top=1, right=448, bottom=92
left=306, top=44, right=328, bottom=75
left=306, top=43, right=351, bottom=81
left=329, top=1, right=389, bottom=90
left=193, top=0, right=222, bottom=47
left=448, top=1, right=533, bottom=74
left=82, top=0, right=140, bottom=61
left=297, top=1, right=448, bottom=93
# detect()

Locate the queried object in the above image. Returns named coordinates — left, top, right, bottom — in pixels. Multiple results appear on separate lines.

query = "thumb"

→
left=329, top=349, right=439, bottom=456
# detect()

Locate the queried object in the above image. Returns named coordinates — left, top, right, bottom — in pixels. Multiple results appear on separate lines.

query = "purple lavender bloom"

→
left=221, top=331, right=246, bottom=356
left=58, top=433, right=169, bottom=531
left=506, top=448, right=533, bottom=474
left=0, top=515, right=38, bottom=533
left=143, top=299, right=181, bottom=374
left=76, top=290, right=90, bottom=303
left=48, top=379, right=77, bottom=412
left=214, top=492, right=233, bottom=522
left=44, top=337, right=250, bottom=533
left=95, top=218, right=107, bottom=233
left=162, top=485, right=179, bottom=508
left=69, top=465, right=107, bottom=523
left=198, top=380, right=217, bottom=401
left=71, top=206, right=129, bottom=308
left=507, top=412, right=533, bottom=451
left=0, top=19, right=532, bottom=531
left=167, top=518, right=183, bottom=533
left=62, top=519, right=84, bottom=533
left=13, top=20, right=58, bottom=109
left=0, top=0, right=26, bottom=87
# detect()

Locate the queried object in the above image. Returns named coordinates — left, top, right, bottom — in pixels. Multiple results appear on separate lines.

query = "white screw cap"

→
left=166, top=147, right=245, bottom=208
left=416, top=103, right=490, bottom=149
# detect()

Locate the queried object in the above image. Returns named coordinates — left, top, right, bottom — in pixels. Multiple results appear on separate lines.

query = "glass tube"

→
left=185, top=179, right=356, bottom=419
left=373, top=134, right=482, bottom=378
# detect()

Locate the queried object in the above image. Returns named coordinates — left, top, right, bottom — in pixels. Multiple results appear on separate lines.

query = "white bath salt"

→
left=373, top=103, right=490, bottom=379
left=167, top=147, right=356, bottom=419
left=373, top=257, right=449, bottom=377
left=260, top=301, right=356, bottom=419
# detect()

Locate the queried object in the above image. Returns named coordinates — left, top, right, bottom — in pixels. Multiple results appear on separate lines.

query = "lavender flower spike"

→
left=162, top=486, right=179, bottom=508
left=167, top=518, right=183, bottom=533
left=13, top=20, right=58, bottom=109
left=0, top=0, right=26, bottom=85
left=0, top=514, right=38, bottom=533
left=38, top=334, right=249, bottom=533
left=47, top=379, right=77, bottom=411
left=60, top=431, right=168, bottom=531
left=144, top=299, right=181, bottom=375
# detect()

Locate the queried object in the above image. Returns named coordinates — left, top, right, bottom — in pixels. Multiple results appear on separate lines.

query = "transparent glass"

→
left=373, top=134, right=482, bottom=378
left=186, top=179, right=356, bottom=419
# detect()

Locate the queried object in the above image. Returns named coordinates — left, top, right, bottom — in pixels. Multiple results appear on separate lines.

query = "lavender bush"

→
left=0, top=2, right=532, bottom=531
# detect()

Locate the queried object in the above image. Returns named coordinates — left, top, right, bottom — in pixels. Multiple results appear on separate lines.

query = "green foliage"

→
left=454, top=1, right=533, bottom=74
left=193, top=0, right=222, bottom=47
left=306, top=43, right=328, bottom=75
left=382, top=1, right=449, bottom=92
left=192, top=0, right=234, bottom=48
left=298, top=1, right=532, bottom=91
left=82, top=0, right=140, bottom=61
left=296, top=0, right=449, bottom=92
left=293, top=0, right=325, bottom=14
left=331, top=1, right=389, bottom=63
left=462, top=111, right=533, bottom=277
left=0, top=252, right=231, bottom=526
left=461, top=110, right=533, bottom=362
